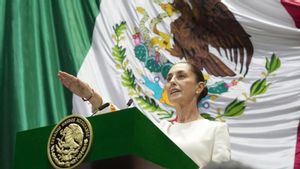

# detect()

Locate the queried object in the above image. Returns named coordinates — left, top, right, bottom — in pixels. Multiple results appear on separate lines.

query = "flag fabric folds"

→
left=0, top=0, right=299, bottom=169
left=74, top=1, right=300, bottom=169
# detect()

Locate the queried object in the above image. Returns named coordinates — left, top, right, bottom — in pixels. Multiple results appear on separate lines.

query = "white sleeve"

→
left=212, top=123, right=231, bottom=162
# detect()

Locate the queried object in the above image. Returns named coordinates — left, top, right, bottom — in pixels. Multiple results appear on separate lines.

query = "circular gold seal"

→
left=47, top=115, right=93, bottom=169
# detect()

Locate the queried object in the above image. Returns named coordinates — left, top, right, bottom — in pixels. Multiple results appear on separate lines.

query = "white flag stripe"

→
left=74, top=1, right=300, bottom=168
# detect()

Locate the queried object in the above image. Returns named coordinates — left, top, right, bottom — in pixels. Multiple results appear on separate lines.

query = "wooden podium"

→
left=14, top=107, right=198, bottom=169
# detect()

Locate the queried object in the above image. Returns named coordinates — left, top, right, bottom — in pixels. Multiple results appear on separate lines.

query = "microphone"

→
left=126, top=99, right=133, bottom=107
left=91, top=99, right=133, bottom=117
left=91, top=102, right=110, bottom=116
left=98, top=102, right=110, bottom=111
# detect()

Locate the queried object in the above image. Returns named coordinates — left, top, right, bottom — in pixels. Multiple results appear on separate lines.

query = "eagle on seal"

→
left=169, top=0, right=253, bottom=77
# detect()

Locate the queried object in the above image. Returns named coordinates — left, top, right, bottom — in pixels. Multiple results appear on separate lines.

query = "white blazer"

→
left=158, top=119, right=231, bottom=168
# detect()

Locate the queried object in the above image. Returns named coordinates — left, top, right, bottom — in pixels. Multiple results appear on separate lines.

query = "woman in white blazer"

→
left=58, top=62, right=231, bottom=168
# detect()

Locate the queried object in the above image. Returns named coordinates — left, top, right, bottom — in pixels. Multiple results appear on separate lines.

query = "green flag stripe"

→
left=0, top=0, right=100, bottom=169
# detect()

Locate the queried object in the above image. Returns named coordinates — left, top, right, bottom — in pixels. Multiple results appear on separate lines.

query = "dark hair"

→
left=176, top=62, right=208, bottom=103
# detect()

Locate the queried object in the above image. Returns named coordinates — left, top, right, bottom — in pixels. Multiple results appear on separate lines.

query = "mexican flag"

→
left=1, top=0, right=299, bottom=169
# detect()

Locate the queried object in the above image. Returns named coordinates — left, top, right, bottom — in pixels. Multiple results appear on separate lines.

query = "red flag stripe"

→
left=294, top=120, right=300, bottom=169
left=281, top=0, right=300, bottom=28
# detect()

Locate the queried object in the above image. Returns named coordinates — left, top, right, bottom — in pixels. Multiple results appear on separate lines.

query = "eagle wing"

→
left=170, top=0, right=254, bottom=76
left=199, top=0, right=254, bottom=75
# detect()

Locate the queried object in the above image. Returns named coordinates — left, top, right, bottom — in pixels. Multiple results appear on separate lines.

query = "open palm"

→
left=58, top=71, right=92, bottom=99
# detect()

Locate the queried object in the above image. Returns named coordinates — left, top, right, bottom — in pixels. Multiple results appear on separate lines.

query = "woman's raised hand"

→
left=58, top=71, right=92, bottom=99
left=58, top=71, right=103, bottom=112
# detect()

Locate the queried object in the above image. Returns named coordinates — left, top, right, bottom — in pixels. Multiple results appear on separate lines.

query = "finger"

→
left=58, top=71, right=70, bottom=84
left=60, top=78, right=71, bottom=89
left=59, top=71, right=76, bottom=80
left=60, top=76, right=75, bottom=89
left=58, top=71, right=90, bottom=97
left=58, top=71, right=78, bottom=88
left=58, top=70, right=68, bottom=78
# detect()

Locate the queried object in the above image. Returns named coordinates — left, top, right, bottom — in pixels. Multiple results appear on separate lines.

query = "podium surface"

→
left=14, top=108, right=198, bottom=169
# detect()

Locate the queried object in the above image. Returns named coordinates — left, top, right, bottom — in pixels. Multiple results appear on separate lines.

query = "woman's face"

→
left=165, top=63, right=203, bottom=106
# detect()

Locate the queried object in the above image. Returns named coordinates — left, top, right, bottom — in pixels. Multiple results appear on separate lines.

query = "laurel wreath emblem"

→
left=47, top=115, right=93, bottom=169
left=111, top=19, right=282, bottom=122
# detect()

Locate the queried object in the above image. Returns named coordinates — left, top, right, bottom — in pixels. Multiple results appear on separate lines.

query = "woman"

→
left=58, top=62, right=231, bottom=168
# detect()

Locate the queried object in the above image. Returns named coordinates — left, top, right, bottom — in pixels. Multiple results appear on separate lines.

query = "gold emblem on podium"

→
left=47, top=115, right=93, bottom=169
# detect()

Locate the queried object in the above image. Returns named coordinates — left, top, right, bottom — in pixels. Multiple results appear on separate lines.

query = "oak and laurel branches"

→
left=135, top=95, right=173, bottom=119
left=247, top=53, right=281, bottom=101
left=112, top=21, right=127, bottom=68
left=112, top=21, right=172, bottom=118
left=112, top=21, right=281, bottom=121
left=202, top=54, right=281, bottom=121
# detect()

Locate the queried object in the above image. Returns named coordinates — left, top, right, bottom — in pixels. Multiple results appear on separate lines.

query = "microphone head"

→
left=91, top=102, right=112, bottom=117
left=126, top=99, right=133, bottom=107
left=98, top=102, right=110, bottom=111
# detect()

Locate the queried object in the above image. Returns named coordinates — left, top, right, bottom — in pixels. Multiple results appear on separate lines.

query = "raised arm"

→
left=58, top=71, right=103, bottom=113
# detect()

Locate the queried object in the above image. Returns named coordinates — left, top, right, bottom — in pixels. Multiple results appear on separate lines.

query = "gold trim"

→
left=47, top=115, right=93, bottom=169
